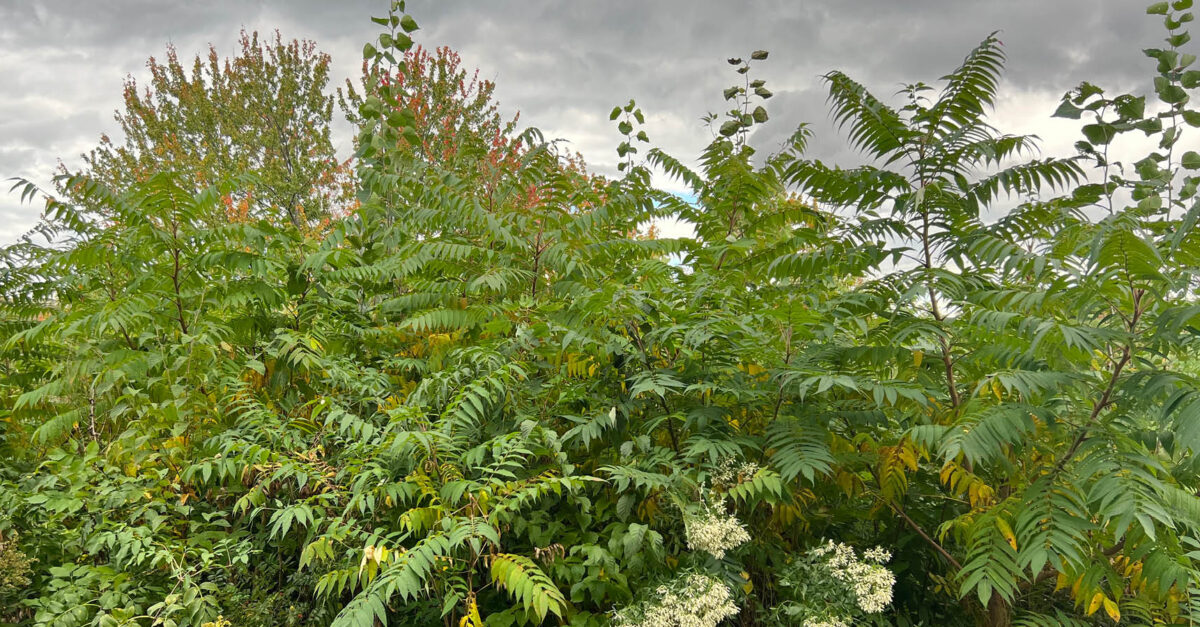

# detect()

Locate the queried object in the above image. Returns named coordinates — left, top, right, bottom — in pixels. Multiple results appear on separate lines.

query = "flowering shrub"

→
left=6, top=2, right=1200, bottom=625
left=612, top=573, right=739, bottom=627
left=771, top=541, right=896, bottom=625
left=801, top=619, right=848, bottom=627
left=0, top=532, right=33, bottom=619
left=710, top=458, right=761, bottom=489
left=684, top=502, right=752, bottom=560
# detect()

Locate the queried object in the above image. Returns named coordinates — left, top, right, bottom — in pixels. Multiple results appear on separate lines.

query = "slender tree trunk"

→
left=984, top=595, right=1010, bottom=627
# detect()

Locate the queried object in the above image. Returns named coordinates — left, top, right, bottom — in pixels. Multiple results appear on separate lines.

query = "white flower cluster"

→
left=802, top=618, right=849, bottom=627
left=812, top=540, right=895, bottom=614
left=863, top=546, right=892, bottom=563
left=847, top=565, right=895, bottom=613
left=711, top=457, right=761, bottom=487
left=614, top=574, right=739, bottom=627
left=685, top=505, right=751, bottom=559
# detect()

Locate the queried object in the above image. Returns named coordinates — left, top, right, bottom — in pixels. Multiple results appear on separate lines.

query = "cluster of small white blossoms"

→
left=685, top=503, right=752, bottom=559
left=614, top=574, right=739, bottom=627
left=863, top=546, right=892, bottom=563
left=812, top=540, right=895, bottom=614
left=711, top=457, right=761, bottom=487
left=802, top=618, right=849, bottom=627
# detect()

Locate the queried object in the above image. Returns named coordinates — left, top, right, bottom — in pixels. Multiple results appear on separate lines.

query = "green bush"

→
left=2, top=1, right=1200, bottom=626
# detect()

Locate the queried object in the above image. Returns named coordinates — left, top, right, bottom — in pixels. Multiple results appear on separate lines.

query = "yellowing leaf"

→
left=968, top=480, right=995, bottom=508
left=939, top=462, right=956, bottom=486
left=1102, top=597, right=1120, bottom=622
left=995, top=517, right=1017, bottom=550
left=459, top=596, right=484, bottom=627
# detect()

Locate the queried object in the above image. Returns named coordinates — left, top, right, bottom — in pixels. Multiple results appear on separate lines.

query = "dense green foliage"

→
left=3, top=1, right=1200, bottom=625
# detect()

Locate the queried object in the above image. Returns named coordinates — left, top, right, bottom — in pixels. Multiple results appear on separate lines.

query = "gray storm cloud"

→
left=0, top=0, right=1165, bottom=243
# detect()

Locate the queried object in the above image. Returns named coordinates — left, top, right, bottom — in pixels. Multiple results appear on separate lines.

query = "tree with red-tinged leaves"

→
left=342, top=45, right=526, bottom=196
left=343, top=42, right=616, bottom=301
left=81, top=30, right=353, bottom=229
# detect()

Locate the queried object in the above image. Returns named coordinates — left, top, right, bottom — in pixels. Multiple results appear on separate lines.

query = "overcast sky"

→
left=0, top=1, right=1171, bottom=244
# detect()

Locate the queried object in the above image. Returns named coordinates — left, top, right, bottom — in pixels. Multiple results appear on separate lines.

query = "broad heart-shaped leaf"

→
left=380, top=32, right=413, bottom=51
left=1053, top=99, right=1084, bottom=119
left=387, top=110, right=416, bottom=129
left=1082, top=123, right=1118, bottom=145
left=1154, top=76, right=1189, bottom=104
left=1182, top=150, right=1200, bottom=169
left=1114, top=94, right=1146, bottom=119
